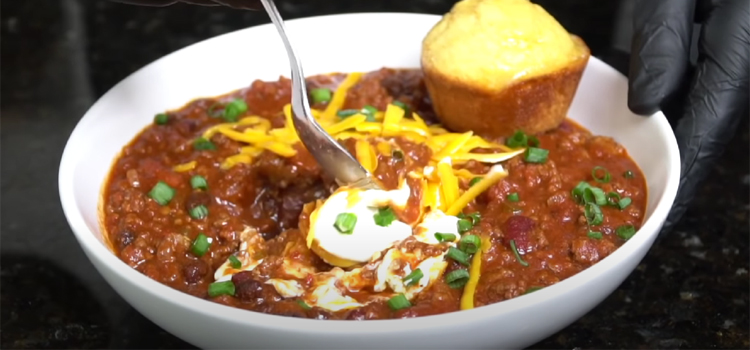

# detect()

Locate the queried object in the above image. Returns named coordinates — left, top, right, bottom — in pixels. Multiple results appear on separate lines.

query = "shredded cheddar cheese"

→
left=173, top=161, right=196, bottom=172
left=460, top=236, right=492, bottom=310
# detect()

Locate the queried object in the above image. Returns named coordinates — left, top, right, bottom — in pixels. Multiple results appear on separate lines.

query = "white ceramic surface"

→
left=58, top=13, right=680, bottom=350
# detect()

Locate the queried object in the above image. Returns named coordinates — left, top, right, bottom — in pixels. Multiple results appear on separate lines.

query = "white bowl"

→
left=59, top=13, right=680, bottom=350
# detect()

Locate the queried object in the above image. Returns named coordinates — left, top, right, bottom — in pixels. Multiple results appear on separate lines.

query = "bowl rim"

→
left=58, top=12, right=681, bottom=334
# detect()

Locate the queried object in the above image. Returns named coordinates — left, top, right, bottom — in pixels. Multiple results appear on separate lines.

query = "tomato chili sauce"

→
left=101, top=68, right=647, bottom=320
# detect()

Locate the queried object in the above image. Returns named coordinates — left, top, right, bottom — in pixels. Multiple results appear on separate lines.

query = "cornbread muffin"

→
left=421, top=0, right=590, bottom=138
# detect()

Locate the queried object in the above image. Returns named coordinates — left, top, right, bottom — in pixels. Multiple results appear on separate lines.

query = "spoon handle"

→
left=260, top=0, right=377, bottom=188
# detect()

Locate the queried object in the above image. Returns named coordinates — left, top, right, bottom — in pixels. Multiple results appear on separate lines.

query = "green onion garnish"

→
left=509, top=239, right=529, bottom=267
left=191, top=233, right=210, bottom=257
left=402, top=269, right=424, bottom=287
left=524, top=147, right=549, bottom=163
left=506, top=130, right=528, bottom=148
left=445, top=269, right=470, bottom=289
left=310, top=88, right=332, bottom=104
left=507, top=192, right=520, bottom=202
left=469, top=177, right=483, bottom=187
left=392, top=100, right=408, bottom=110
left=334, top=213, right=357, bottom=234
left=336, top=109, right=359, bottom=118
left=362, top=105, right=378, bottom=115
left=193, top=137, right=216, bottom=151
left=623, top=170, right=635, bottom=179
left=618, top=197, right=632, bottom=210
left=459, top=235, right=481, bottom=254
left=373, top=207, right=397, bottom=227
left=525, top=286, right=543, bottom=294
left=584, top=202, right=604, bottom=226
left=457, top=218, right=473, bottom=233
left=154, top=113, right=169, bottom=125
left=583, top=187, right=607, bottom=206
left=571, top=181, right=591, bottom=203
left=228, top=255, right=242, bottom=269
left=189, top=204, right=209, bottom=220
left=207, top=280, right=235, bottom=297
left=434, top=232, right=457, bottom=242
left=190, top=175, right=208, bottom=190
left=616, top=224, right=636, bottom=240
left=591, top=166, right=611, bottom=183
left=447, top=247, right=470, bottom=266
left=466, top=212, right=481, bottom=225
left=148, top=181, right=175, bottom=205
left=222, top=98, right=248, bottom=122
left=587, top=231, right=603, bottom=240
left=297, top=299, right=312, bottom=310
left=387, top=294, right=411, bottom=310
left=606, top=192, right=621, bottom=206
left=392, top=149, right=404, bottom=161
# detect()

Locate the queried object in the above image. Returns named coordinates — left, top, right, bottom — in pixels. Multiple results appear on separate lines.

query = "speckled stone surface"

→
left=2, top=0, right=748, bottom=349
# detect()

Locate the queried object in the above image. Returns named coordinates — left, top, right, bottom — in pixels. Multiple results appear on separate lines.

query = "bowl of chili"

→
left=58, top=12, right=680, bottom=349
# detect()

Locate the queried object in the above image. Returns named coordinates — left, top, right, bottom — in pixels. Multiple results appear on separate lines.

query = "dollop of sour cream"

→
left=309, top=183, right=413, bottom=266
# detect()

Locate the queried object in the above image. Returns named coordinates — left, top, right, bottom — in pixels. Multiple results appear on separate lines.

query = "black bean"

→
left=115, top=230, right=135, bottom=250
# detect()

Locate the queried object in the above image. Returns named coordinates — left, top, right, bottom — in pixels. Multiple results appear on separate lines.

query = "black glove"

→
left=628, top=0, right=749, bottom=232
left=112, top=0, right=260, bottom=9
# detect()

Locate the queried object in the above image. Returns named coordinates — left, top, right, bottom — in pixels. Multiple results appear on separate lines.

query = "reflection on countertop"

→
left=1, top=0, right=748, bottom=348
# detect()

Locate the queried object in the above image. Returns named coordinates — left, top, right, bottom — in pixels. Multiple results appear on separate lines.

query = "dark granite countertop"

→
left=1, top=0, right=748, bottom=348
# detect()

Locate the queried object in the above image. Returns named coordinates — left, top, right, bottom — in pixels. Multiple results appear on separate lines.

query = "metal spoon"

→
left=259, top=0, right=379, bottom=190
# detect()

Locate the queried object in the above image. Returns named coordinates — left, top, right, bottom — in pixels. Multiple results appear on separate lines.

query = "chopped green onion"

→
left=148, top=181, right=175, bottom=205
left=447, top=247, right=470, bottom=266
left=469, top=212, right=481, bottom=224
left=507, top=192, right=520, bottom=202
left=623, top=170, right=635, bottom=179
left=207, top=280, right=235, bottom=297
left=189, top=205, right=209, bottom=220
left=193, top=137, right=216, bottom=151
left=524, top=147, right=549, bottom=163
left=528, top=135, right=540, bottom=147
left=587, top=231, right=603, bottom=240
left=618, top=197, right=632, bottom=210
left=334, top=213, right=357, bottom=234
left=190, top=175, right=208, bottom=190
left=506, top=130, right=528, bottom=148
left=583, top=187, right=607, bottom=206
left=391, top=149, right=404, bottom=161
left=571, top=181, right=591, bottom=203
left=336, top=109, right=359, bottom=118
left=387, top=294, right=411, bottom=310
left=457, top=218, right=473, bottom=233
left=228, top=255, right=242, bottom=269
left=525, top=286, right=543, bottom=294
left=459, top=235, right=481, bottom=254
left=154, top=113, right=169, bottom=125
left=207, top=103, right=223, bottom=118
left=191, top=233, right=210, bottom=257
left=616, top=224, right=636, bottom=240
left=296, top=299, right=312, bottom=310
left=509, top=240, right=529, bottom=267
left=469, top=177, right=483, bottom=187
left=606, top=192, right=621, bottom=206
left=402, top=269, right=424, bottom=286
left=584, top=203, right=604, bottom=226
left=310, top=88, right=332, bottom=104
left=392, top=100, right=408, bottom=110
left=222, top=99, right=248, bottom=122
left=373, top=207, right=397, bottom=227
left=445, top=269, right=470, bottom=289
left=591, top=166, right=611, bottom=183
left=362, top=105, right=378, bottom=114
left=434, top=232, right=457, bottom=242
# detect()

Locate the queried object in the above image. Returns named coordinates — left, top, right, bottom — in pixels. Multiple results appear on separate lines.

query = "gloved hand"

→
left=628, top=0, right=749, bottom=232
left=112, top=0, right=259, bottom=9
